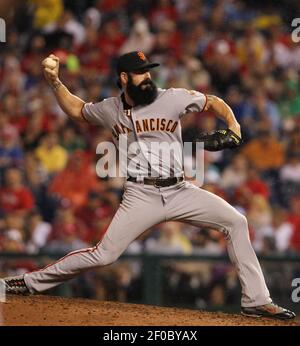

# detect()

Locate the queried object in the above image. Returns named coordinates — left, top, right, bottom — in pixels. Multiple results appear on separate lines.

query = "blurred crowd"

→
left=0, top=0, right=300, bottom=306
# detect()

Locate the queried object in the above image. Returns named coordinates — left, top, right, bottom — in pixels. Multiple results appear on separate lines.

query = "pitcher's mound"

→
left=1, top=295, right=299, bottom=326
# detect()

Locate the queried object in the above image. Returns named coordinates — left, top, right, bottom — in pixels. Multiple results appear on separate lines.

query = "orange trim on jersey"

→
left=200, top=94, right=208, bottom=113
left=81, top=103, right=90, bottom=123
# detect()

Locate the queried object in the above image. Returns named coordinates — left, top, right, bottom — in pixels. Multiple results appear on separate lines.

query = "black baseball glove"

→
left=193, top=129, right=242, bottom=151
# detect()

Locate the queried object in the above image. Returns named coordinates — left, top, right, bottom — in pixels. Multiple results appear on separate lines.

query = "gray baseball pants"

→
left=24, top=181, right=271, bottom=307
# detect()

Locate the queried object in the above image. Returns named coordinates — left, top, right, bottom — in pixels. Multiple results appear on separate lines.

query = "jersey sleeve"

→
left=81, top=100, right=107, bottom=126
left=172, top=88, right=207, bottom=118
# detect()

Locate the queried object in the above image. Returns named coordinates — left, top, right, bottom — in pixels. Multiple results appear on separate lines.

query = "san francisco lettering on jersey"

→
left=135, top=118, right=178, bottom=133
left=112, top=117, right=178, bottom=139
left=112, top=123, right=132, bottom=139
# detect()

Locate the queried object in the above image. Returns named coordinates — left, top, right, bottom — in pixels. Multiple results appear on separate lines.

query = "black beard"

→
left=126, top=75, right=158, bottom=106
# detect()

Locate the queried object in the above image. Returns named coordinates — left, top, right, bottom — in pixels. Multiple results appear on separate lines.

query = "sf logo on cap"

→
left=137, top=51, right=146, bottom=61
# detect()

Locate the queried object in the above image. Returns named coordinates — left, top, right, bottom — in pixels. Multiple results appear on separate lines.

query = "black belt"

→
left=127, top=176, right=184, bottom=188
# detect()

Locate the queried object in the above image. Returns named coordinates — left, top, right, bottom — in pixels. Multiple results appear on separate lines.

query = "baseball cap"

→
left=116, top=51, right=160, bottom=75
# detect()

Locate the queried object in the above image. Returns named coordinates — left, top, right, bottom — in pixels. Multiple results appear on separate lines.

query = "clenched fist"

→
left=42, top=54, right=61, bottom=90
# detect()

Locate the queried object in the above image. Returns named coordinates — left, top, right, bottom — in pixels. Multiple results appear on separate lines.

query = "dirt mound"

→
left=1, top=295, right=299, bottom=326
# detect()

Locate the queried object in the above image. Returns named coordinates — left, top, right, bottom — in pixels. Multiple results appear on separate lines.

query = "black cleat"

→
left=241, top=302, right=296, bottom=320
left=3, top=275, right=30, bottom=295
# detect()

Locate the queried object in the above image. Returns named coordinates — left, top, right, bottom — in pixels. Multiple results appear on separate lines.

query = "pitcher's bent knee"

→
left=92, top=246, right=122, bottom=267
left=233, top=213, right=248, bottom=228
left=226, top=212, right=249, bottom=235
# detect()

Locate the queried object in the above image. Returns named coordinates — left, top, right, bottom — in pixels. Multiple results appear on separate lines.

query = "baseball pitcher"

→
left=3, top=51, right=295, bottom=320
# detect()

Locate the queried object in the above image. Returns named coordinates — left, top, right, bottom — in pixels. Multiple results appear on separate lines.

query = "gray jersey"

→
left=82, top=88, right=207, bottom=177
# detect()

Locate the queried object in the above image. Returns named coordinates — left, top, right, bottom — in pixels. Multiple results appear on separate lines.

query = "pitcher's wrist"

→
left=50, top=79, right=62, bottom=91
